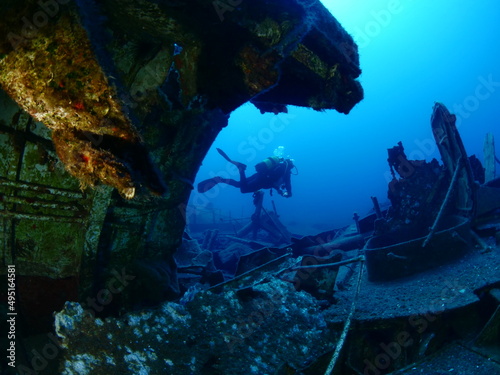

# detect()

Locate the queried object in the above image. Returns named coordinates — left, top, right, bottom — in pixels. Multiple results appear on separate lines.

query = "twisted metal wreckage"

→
left=0, top=0, right=499, bottom=374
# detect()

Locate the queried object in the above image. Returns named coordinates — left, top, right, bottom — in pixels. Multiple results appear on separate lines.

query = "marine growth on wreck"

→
left=1, top=0, right=500, bottom=375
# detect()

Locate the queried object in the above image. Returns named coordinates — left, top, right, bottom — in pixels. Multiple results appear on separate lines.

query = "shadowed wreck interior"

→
left=0, top=0, right=362, bottom=329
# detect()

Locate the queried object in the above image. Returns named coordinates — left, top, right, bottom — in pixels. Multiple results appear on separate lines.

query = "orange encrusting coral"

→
left=0, top=14, right=143, bottom=199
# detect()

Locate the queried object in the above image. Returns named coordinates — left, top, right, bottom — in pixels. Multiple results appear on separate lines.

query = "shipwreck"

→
left=0, top=0, right=499, bottom=374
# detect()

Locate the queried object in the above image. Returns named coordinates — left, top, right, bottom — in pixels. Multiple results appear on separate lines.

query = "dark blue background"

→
left=190, top=0, right=500, bottom=234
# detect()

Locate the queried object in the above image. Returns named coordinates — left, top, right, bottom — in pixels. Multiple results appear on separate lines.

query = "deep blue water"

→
left=189, top=0, right=500, bottom=235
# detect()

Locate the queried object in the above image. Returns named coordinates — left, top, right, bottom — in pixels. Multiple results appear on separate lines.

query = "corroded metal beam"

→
left=0, top=0, right=362, bottom=198
left=0, top=0, right=363, bottom=321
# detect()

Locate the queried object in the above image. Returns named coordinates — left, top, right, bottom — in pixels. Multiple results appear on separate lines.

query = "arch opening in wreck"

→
left=0, top=0, right=362, bottom=325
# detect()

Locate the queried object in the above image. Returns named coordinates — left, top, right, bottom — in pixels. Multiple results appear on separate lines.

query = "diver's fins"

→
left=197, top=177, right=220, bottom=193
left=216, top=148, right=232, bottom=162
left=216, top=148, right=246, bottom=171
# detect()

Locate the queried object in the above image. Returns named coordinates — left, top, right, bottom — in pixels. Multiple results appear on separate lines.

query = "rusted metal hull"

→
left=364, top=215, right=471, bottom=281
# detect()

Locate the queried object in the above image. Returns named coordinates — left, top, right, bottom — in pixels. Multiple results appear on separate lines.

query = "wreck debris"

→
left=217, top=242, right=254, bottom=269
left=0, top=0, right=363, bottom=199
left=365, top=215, right=472, bottom=281
left=469, top=154, right=486, bottom=184
left=384, top=141, right=448, bottom=237
left=47, top=90, right=500, bottom=373
left=365, top=103, right=484, bottom=281
left=175, top=236, right=214, bottom=269
left=290, top=252, right=343, bottom=302
left=386, top=103, right=477, bottom=230
left=352, top=212, right=361, bottom=234
left=201, top=229, right=219, bottom=252
left=371, top=196, right=382, bottom=219
left=28, top=94, right=499, bottom=373
left=483, top=133, right=496, bottom=183
left=5, top=3, right=499, bottom=375
left=51, top=231, right=500, bottom=375
left=470, top=229, right=494, bottom=253
left=431, top=102, right=475, bottom=214
left=0, top=12, right=159, bottom=199
left=55, top=278, right=336, bottom=375
left=476, top=183, right=500, bottom=219
left=366, top=102, right=499, bottom=283
left=275, top=254, right=364, bottom=278
left=296, top=225, right=365, bottom=255
left=474, top=288, right=500, bottom=354
left=210, top=251, right=292, bottom=294
left=0, top=0, right=364, bottom=329
left=422, top=156, right=463, bottom=247
left=323, top=260, right=364, bottom=375
left=0, top=95, right=95, bottom=330
left=236, top=191, right=291, bottom=245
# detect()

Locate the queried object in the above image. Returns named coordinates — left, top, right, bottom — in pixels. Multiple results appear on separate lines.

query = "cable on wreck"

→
left=323, top=256, right=365, bottom=375
left=274, top=255, right=365, bottom=278
left=422, top=155, right=462, bottom=248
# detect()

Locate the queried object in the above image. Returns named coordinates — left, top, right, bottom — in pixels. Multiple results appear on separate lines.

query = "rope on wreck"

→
left=323, top=257, right=365, bottom=375
left=422, top=156, right=462, bottom=248
left=274, top=255, right=364, bottom=278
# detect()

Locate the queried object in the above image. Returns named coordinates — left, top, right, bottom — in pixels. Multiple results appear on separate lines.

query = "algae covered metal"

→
left=0, top=0, right=364, bottom=333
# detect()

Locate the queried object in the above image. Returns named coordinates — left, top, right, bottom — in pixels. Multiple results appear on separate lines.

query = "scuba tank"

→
left=255, top=146, right=286, bottom=173
left=255, top=156, right=282, bottom=174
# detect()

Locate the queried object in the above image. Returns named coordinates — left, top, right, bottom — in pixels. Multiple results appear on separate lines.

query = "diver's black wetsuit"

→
left=230, top=160, right=293, bottom=197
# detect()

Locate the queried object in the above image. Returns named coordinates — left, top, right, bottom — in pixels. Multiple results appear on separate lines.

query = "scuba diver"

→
left=197, top=147, right=295, bottom=198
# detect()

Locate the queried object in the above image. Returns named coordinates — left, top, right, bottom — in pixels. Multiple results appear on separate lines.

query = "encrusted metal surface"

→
left=0, top=0, right=364, bottom=330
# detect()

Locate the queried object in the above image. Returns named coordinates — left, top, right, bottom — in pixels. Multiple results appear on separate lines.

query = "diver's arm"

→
left=283, top=170, right=292, bottom=197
